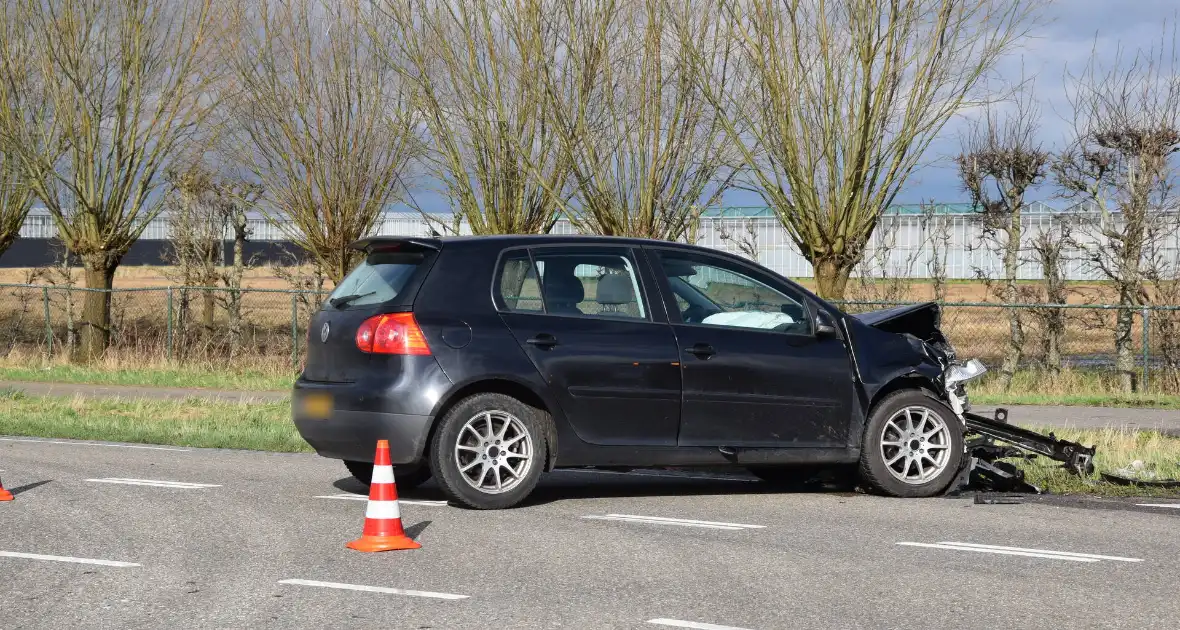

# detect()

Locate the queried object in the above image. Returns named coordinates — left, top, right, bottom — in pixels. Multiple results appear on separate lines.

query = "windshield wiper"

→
left=329, top=291, right=376, bottom=308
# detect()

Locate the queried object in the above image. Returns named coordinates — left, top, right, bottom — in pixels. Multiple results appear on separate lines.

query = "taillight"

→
left=355, top=313, right=431, bottom=355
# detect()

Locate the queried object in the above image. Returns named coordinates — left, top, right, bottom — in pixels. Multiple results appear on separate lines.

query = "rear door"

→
left=495, top=245, right=682, bottom=447
left=647, top=247, right=855, bottom=448
left=304, top=246, right=437, bottom=383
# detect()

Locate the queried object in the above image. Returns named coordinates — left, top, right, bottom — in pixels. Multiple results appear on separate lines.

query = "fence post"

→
left=290, top=293, right=299, bottom=370
left=1142, top=306, right=1150, bottom=392
left=166, top=286, right=174, bottom=360
left=42, top=286, right=51, bottom=355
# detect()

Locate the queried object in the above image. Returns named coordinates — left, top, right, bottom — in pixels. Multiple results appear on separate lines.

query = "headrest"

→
left=596, top=273, right=634, bottom=305
left=543, top=270, right=584, bottom=305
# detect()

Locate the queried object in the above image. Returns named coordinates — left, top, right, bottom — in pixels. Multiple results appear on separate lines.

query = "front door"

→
left=495, top=246, right=682, bottom=447
left=648, top=248, right=855, bottom=448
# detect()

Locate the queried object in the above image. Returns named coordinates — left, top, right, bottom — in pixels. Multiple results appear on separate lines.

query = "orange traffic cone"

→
left=0, top=472, right=13, bottom=502
left=345, top=440, right=420, bottom=552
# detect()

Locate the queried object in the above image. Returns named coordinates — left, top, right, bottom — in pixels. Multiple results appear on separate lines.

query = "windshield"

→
left=327, top=252, right=425, bottom=309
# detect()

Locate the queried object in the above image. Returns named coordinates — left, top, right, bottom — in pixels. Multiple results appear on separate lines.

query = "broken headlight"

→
left=945, top=358, right=987, bottom=385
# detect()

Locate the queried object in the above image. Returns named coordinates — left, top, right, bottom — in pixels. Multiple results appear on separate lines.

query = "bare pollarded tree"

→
left=373, top=0, right=573, bottom=236
left=0, top=158, right=31, bottom=259
left=545, top=0, right=741, bottom=241
left=0, top=0, right=224, bottom=362
left=1053, top=33, right=1180, bottom=393
left=957, top=90, right=1050, bottom=390
left=687, top=0, right=1036, bottom=298
left=234, top=0, right=419, bottom=284
left=0, top=1, right=42, bottom=258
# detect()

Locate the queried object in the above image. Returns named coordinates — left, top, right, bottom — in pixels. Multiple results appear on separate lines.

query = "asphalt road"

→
left=2, top=437, right=1179, bottom=629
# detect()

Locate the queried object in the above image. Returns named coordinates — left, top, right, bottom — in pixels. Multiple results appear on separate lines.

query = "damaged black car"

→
left=293, top=235, right=1093, bottom=509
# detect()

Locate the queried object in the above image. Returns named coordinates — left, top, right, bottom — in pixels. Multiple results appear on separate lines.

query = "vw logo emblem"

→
left=320, top=322, right=330, bottom=343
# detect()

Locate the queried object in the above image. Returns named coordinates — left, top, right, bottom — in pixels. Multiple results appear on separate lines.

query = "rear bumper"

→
left=293, top=409, right=432, bottom=464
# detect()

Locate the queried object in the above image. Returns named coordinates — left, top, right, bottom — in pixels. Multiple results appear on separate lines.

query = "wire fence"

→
left=0, top=283, right=1178, bottom=393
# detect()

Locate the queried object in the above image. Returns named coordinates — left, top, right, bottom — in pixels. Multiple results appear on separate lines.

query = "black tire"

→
left=858, top=390, right=964, bottom=498
left=343, top=460, right=432, bottom=492
left=428, top=392, right=549, bottom=510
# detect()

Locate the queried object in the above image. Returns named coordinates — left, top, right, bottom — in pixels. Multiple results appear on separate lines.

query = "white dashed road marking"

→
left=0, top=551, right=140, bottom=568
left=647, top=619, right=754, bottom=630
left=583, top=514, right=765, bottom=531
left=314, top=494, right=449, bottom=506
left=1137, top=503, right=1180, bottom=509
left=898, top=542, right=1143, bottom=563
left=0, top=437, right=190, bottom=452
left=86, top=478, right=221, bottom=489
left=278, top=579, right=468, bottom=600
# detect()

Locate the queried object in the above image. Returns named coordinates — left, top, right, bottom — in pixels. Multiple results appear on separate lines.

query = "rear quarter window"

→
left=327, top=252, right=426, bottom=309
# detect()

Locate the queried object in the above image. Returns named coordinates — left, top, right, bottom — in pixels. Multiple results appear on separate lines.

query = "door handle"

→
left=526, top=334, right=559, bottom=349
left=685, top=343, right=716, bottom=359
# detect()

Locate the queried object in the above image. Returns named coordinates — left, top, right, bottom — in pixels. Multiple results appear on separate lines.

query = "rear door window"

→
left=327, top=252, right=426, bottom=309
left=496, top=247, right=648, bottom=320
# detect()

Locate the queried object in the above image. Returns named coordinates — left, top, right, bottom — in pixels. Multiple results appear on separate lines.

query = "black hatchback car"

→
left=293, top=235, right=988, bottom=509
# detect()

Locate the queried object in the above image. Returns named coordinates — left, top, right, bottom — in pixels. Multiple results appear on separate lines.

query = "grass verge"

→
left=0, top=390, right=307, bottom=452
left=0, top=362, right=293, bottom=392
left=1010, top=425, right=1180, bottom=498
left=2, top=361, right=1179, bottom=409
left=973, top=392, right=1180, bottom=409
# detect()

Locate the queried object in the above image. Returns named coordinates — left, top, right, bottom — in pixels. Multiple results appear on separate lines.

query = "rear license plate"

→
left=302, top=392, right=333, bottom=419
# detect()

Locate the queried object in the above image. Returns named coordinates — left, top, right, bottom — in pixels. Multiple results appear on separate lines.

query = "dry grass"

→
left=971, top=368, right=1180, bottom=408
left=0, top=348, right=296, bottom=390
left=1013, top=425, right=1180, bottom=497
left=0, top=265, right=333, bottom=291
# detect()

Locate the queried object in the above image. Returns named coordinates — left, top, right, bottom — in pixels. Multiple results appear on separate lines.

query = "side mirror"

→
left=815, top=310, right=840, bottom=339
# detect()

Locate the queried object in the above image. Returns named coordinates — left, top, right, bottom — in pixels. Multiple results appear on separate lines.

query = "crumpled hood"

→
left=850, top=302, right=946, bottom=346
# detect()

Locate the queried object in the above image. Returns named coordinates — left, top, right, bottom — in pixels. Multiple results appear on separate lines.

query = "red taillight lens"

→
left=355, top=313, right=431, bottom=355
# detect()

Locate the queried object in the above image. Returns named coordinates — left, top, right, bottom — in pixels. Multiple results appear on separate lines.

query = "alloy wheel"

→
left=880, top=406, right=952, bottom=485
left=453, top=410, right=534, bottom=494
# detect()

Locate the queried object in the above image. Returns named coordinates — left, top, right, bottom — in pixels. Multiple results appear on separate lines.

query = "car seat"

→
left=595, top=273, right=637, bottom=317
left=542, top=266, right=585, bottom=314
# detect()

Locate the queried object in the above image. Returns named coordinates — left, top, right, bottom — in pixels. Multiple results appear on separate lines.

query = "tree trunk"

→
left=75, top=262, right=116, bottom=363
left=1042, top=323, right=1061, bottom=374
left=201, top=282, right=215, bottom=330
left=1114, top=307, right=1137, bottom=393
left=813, top=258, right=853, bottom=300
left=228, top=227, right=246, bottom=355
left=999, top=215, right=1023, bottom=391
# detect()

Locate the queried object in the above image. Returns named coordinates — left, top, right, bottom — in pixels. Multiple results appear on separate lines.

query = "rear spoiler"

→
left=349, top=237, right=443, bottom=253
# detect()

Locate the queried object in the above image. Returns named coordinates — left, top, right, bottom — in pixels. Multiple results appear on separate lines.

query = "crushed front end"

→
left=849, top=301, right=1098, bottom=493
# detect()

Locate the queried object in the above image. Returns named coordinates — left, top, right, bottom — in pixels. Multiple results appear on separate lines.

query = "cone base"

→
left=346, top=534, right=421, bottom=552
left=0, top=489, right=13, bottom=502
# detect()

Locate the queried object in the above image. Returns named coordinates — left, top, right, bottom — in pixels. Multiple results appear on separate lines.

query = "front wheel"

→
left=428, top=393, right=549, bottom=510
left=858, top=390, right=964, bottom=498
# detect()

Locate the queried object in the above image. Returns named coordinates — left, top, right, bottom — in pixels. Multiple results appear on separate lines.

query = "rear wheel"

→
left=343, top=460, right=432, bottom=492
left=428, top=392, right=548, bottom=510
left=858, top=390, right=964, bottom=497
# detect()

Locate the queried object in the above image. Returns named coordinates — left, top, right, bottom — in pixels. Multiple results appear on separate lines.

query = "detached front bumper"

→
left=964, top=408, right=1096, bottom=476
left=942, top=358, right=1098, bottom=493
